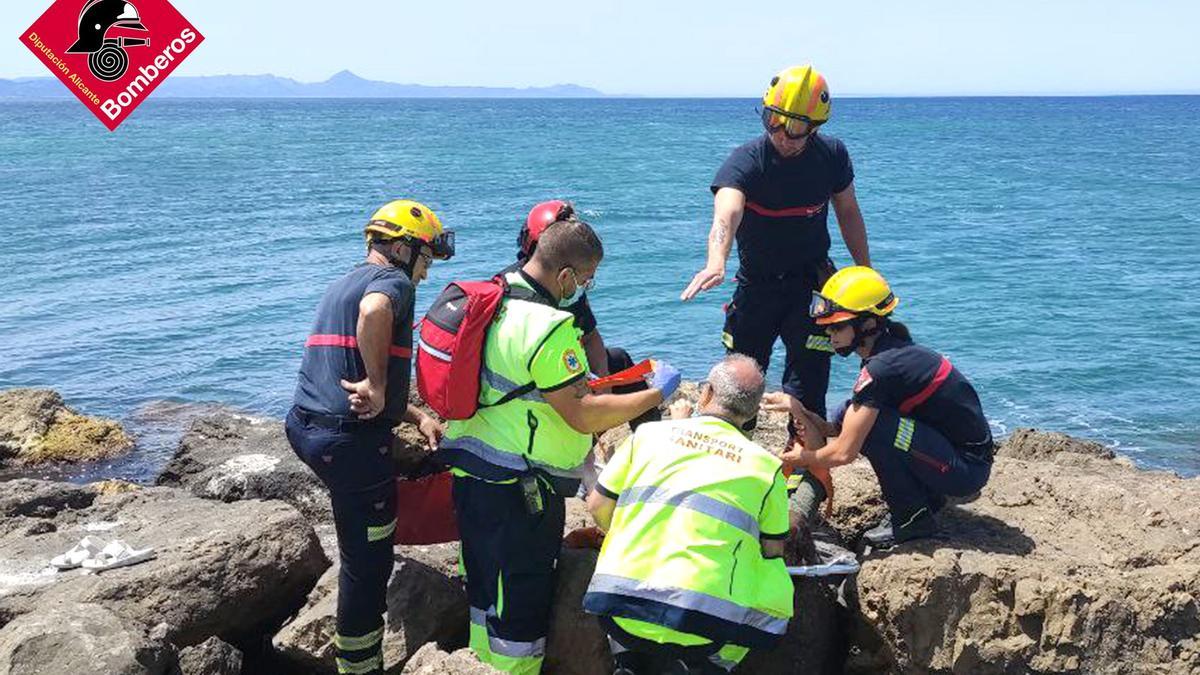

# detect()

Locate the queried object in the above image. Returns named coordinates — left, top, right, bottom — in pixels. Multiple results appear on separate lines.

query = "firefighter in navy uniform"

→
left=681, top=64, right=870, bottom=426
left=503, top=200, right=660, bottom=431
left=765, top=267, right=994, bottom=547
left=285, top=199, right=454, bottom=675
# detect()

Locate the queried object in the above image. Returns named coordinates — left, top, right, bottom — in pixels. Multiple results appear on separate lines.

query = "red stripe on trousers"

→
left=745, top=201, right=826, bottom=218
left=305, top=334, right=411, bottom=358
left=899, top=357, right=953, bottom=415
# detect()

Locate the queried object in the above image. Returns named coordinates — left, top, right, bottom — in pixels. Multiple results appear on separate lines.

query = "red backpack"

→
left=416, top=276, right=537, bottom=419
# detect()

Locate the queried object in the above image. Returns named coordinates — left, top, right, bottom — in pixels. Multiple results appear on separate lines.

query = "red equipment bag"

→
left=415, top=276, right=536, bottom=420
left=393, top=471, right=459, bottom=545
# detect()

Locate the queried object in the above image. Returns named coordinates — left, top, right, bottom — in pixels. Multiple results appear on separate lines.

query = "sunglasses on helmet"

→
left=760, top=107, right=822, bottom=140
left=809, top=292, right=847, bottom=322
left=428, top=230, right=456, bottom=260
left=810, top=291, right=896, bottom=324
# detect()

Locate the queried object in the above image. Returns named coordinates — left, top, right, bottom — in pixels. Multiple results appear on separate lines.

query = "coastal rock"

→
left=156, top=409, right=439, bottom=523
left=545, top=526, right=849, bottom=675
left=400, top=643, right=499, bottom=674
left=545, top=548, right=611, bottom=675
left=822, top=457, right=890, bottom=545
left=176, top=636, right=243, bottom=675
left=998, top=426, right=1118, bottom=463
left=272, top=555, right=468, bottom=673
left=0, top=602, right=173, bottom=675
left=844, top=430, right=1200, bottom=674
left=156, top=412, right=331, bottom=521
left=0, top=480, right=329, bottom=649
left=91, top=479, right=143, bottom=496
left=736, top=577, right=849, bottom=675
left=0, top=388, right=132, bottom=466
left=0, top=477, right=96, bottom=522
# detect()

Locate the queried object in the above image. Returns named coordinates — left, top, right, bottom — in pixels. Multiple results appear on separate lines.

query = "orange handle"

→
left=588, top=359, right=654, bottom=391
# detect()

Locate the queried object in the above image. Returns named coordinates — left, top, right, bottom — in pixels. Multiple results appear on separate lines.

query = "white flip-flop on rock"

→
left=50, top=536, right=107, bottom=570
left=80, top=540, right=156, bottom=572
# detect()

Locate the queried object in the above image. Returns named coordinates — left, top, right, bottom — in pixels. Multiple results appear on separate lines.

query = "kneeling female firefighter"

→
left=766, top=266, right=994, bottom=546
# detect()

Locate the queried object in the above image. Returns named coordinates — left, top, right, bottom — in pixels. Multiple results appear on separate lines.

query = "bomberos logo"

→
left=19, top=0, right=203, bottom=131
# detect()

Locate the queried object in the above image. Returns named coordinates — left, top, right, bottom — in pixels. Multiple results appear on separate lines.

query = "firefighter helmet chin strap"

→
left=373, top=239, right=421, bottom=278
left=836, top=316, right=884, bottom=357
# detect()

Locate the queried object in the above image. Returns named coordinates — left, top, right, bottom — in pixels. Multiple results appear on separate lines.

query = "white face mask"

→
left=558, top=268, right=590, bottom=307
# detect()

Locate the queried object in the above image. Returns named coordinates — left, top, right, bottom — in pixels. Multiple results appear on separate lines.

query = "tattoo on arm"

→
left=572, top=379, right=590, bottom=399
left=710, top=218, right=728, bottom=247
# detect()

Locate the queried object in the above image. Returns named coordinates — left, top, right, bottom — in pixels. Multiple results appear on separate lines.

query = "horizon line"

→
left=1, top=72, right=1198, bottom=99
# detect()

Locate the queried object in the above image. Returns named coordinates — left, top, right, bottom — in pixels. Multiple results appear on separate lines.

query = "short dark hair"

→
left=532, top=219, right=603, bottom=271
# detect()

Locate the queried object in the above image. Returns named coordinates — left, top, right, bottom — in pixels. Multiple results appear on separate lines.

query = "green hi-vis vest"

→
left=438, top=272, right=592, bottom=494
left=583, top=416, right=794, bottom=648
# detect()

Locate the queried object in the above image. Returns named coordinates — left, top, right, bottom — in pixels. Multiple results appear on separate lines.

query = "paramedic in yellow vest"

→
left=583, top=354, right=793, bottom=674
left=436, top=218, right=683, bottom=674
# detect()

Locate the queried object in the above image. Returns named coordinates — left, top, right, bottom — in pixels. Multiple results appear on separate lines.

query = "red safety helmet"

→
left=518, top=200, right=575, bottom=258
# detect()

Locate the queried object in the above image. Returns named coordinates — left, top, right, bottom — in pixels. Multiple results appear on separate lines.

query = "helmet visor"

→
left=429, top=230, right=455, bottom=260
left=761, top=107, right=822, bottom=140
left=810, top=292, right=857, bottom=325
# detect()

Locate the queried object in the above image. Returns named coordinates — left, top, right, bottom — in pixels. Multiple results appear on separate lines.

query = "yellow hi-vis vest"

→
left=438, top=272, right=592, bottom=494
left=583, top=416, right=794, bottom=648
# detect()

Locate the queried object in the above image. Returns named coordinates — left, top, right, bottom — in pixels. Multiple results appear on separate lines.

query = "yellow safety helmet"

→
left=761, top=65, right=831, bottom=137
left=810, top=266, right=899, bottom=326
left=364, top=199, right=455, bottom=259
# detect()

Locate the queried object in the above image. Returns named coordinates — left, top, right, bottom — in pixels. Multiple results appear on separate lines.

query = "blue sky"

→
left=7, top=0, right=1199, bottom=95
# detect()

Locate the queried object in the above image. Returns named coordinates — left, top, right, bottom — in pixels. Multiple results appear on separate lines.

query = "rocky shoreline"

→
left=0, top=387, right=1197, bottom=674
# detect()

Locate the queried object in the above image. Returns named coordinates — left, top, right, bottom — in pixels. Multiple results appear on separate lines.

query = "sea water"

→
left=1, top=96, right=1197, bottom=479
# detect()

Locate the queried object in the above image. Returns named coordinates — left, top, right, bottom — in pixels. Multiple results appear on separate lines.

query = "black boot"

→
left=864, top=508, right=937, bottom=547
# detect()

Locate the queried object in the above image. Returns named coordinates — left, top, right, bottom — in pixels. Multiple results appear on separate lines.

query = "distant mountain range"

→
left=0, top=70, right=608, bottom=99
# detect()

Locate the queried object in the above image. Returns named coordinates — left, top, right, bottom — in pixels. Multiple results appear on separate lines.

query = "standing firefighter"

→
left=437, top=218, right=681, bottom=674
left=681, top=64, right=870, bottom=423
left=285, top=199, right=454, bottom=675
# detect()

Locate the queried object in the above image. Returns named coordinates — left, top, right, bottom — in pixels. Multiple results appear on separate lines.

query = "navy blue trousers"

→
left=454, top=474, right=565, bottom=673
left=722, top=275, right=831, bottom=418
left=860, top=408, right=992, bottom=527
left=285, top=406, right=396, bottom=675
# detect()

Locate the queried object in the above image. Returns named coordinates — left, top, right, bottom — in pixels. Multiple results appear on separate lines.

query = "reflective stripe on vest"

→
left=470, top=607, right=547, bottom=658
left=586, top=417, right=793, bottom=647
left=482, top=366, right=544, bottom=404
left=617, top=485, right=760, bottom=539
left=587, top=573, right=788, bottom=637
left=442, top=435, right=583, bottom=479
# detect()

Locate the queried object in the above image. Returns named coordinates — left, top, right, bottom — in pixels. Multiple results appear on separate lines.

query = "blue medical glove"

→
left=649, top=361, right=681, bottom=400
